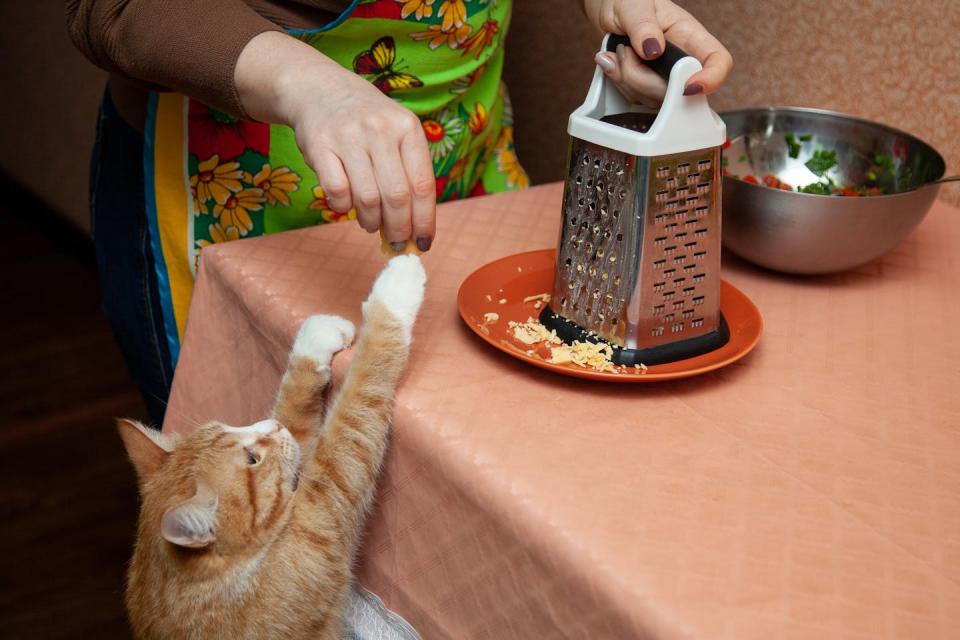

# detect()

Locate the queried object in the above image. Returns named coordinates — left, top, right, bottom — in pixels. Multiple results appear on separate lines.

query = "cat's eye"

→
left=245, top=447, right=262, bottom=466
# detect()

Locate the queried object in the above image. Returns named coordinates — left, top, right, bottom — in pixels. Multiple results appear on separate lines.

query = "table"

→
left=165, top=183, right=960, bottom=639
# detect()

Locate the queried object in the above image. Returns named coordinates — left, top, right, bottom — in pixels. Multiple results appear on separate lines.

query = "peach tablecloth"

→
left=165, top=183, right=959, bottom=639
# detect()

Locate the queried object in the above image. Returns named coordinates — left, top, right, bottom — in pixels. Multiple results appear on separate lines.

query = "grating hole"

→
left=594, top=160, right=601, bottom=169
left=560, top=297, right=567, bottom=307
left=611, top=318, right=618, bottom=325
left=597, top=181, right=604, bottom=191
left=613, top=209, right=620, bottom=219
left=585, top=307, right=592, bottom=316
left=587, top=178, right=593, bottom=188
left=573, top=303, right=579, bottom=312
left=601, top=272, right=608, bottom=281
left=578, top=198, right=585, bottom=207
left=564, top=257, right=572, bottom=266
left=588, top=201, right=596, bottom=211
left=616, top=233, right=623, bottom=242
left=613, top=276, right=621, bottom=286
left=597, top=248, right=604, bottom=258
left=582, top=155, right=590, bottom=166
left=608, top=253, right=617, bottom=263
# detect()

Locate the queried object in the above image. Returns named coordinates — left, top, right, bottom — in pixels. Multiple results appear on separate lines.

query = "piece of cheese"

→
left=380, top=230, right=423, bottom=258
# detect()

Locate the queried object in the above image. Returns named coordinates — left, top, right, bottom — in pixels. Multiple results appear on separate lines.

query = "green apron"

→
left=145, top=0, right=526, bottom=362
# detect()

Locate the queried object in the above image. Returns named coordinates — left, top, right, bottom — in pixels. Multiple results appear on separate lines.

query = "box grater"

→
left=540, top=35, right=729, bottom=366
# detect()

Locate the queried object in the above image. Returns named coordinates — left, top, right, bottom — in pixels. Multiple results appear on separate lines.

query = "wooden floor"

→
left=0, top=181, right=144, bottom=639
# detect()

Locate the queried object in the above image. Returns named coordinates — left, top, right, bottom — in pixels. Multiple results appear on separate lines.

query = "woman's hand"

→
left=235, top=31, right=436, bottom=252
left=582, top=0, right=732, bottom=108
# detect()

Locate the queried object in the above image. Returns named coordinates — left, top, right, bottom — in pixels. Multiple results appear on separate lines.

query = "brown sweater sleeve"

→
left=65, top=0, right=283, bottom=119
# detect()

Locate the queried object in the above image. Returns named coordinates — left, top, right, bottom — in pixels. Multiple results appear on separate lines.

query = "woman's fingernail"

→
left=616, top=43, right=627, bottom=63
left=683, top=82, right=704, bottom=96
left=416, top=236, right=433, bottom=252
left=642, top=38, right=661, bottom=58
left=390, top=241, right=407, bottom=253
left=594, top=52, right=616, bottom=73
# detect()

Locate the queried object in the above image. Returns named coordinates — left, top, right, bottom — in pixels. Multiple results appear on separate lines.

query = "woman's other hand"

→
left=235, top=32, right=436, bottom=252
left=582, top=0, right=732, bottom=108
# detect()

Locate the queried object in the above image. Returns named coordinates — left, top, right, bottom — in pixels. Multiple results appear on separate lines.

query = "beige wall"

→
left=506, top=0, right=959, bottom=205
left=0, top=1, right=956, bottom=235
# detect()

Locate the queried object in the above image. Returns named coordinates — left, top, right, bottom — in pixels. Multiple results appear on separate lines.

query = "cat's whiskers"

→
left=148, top=392, right=206, bottom=431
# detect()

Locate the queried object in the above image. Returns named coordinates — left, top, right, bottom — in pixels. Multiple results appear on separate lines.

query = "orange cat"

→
left=117, top=255, right=426, bottom=639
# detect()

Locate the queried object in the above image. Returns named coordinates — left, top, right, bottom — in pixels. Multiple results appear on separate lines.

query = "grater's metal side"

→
left=547, top=114, right=723, bottom=360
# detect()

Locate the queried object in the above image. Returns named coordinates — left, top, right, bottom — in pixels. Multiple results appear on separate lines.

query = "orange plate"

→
left=457, top=249, right=763, bottom=382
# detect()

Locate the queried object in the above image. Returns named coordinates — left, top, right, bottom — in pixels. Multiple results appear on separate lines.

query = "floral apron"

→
left=145, top=0, right=526, bottom=364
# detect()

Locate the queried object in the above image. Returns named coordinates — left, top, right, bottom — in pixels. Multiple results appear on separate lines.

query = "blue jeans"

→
left=89, top=88, right=173, bottom=427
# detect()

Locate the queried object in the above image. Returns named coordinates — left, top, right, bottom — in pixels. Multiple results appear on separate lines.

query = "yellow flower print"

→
left=248, top=164, right=301, bottom=206
left=411, top=22, right=471, bottom=50
left=212, top=188, right=264, bottom=235
left=397, top=0, right=435, bottom=20
left=460, top=20, right=499, bottom=59
left=190, top=154, right=243, bottom=206
left=467, top=102, right=488, bottom=135
left=309, top=186, right=357, bottom=223
left=195, top=223, right=241, bottom=250
left=496, top=127, right=529, bottom=189
left=438, top=0, right=467, bottom=31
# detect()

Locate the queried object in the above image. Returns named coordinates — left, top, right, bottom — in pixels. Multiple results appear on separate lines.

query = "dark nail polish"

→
left=683, top=82, right=704, bottom=96
left=416, top=236, right=433, bottom=252
left=390, top=241, right=407, bottom=253
left=642, top=38, right=661, bottom=58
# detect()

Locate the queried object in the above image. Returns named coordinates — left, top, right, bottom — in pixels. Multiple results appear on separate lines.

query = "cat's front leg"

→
left=273, top=315, right=355, bottom=444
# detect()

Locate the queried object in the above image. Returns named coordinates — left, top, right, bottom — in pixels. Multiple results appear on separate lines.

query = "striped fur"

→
left=120, top=257, right=425, bottom=639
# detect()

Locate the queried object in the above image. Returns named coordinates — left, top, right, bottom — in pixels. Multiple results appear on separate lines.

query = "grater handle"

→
left=568, top=33, right=726, bottom=156
left=604, top=34, right=689, bottom=83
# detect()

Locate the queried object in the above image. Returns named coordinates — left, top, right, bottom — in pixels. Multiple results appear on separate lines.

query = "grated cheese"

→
left=507, top=317, right=562, bottom=346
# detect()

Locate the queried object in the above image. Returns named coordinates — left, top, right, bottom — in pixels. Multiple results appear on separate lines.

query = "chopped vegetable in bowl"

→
left=723, top=132, right=905, bottom=197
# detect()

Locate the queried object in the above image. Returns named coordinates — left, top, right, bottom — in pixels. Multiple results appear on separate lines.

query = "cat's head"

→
left=118, top=418, right=302, bottom=556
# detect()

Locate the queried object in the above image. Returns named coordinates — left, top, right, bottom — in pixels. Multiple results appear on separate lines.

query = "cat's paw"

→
left=366, top=254, right=426, bottom=339
left=292, top=315, right=356, bottom=367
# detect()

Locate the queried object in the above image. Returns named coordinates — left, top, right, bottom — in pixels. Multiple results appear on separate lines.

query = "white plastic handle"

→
left=568, top=34, right=726, bottom=157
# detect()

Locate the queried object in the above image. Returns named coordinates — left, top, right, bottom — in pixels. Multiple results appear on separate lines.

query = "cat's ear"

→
left=116, top=418, right=174, bottom=483
left=161, top=482, right=218, bottom=549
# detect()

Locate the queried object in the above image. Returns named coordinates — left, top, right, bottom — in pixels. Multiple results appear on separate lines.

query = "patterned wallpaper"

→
left=505, top=0, right=960, bottom=205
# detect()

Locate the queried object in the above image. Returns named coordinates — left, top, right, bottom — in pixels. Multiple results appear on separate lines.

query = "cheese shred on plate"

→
left=506, top=317, right=625, bottom=373
left=508, top=317, right=562, bottom=346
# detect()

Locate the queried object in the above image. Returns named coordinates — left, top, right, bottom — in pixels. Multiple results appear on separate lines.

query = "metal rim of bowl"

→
left=718, top=106, right=947, bottom=199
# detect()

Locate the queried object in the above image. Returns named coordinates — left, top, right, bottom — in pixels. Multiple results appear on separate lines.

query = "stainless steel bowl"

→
left=720, top=107, right=947, bottom=274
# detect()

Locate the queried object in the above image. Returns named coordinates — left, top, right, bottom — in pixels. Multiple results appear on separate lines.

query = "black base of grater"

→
left=539, top=306, right=730, bottom=367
